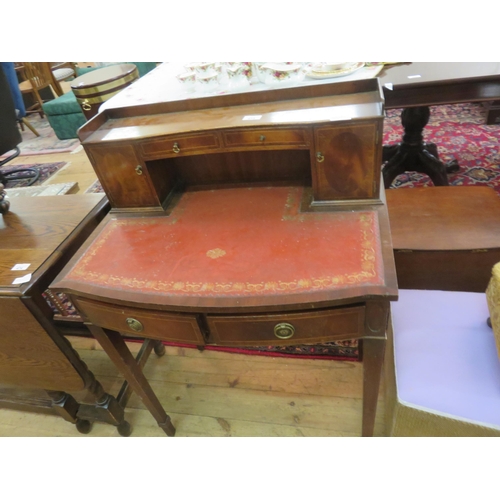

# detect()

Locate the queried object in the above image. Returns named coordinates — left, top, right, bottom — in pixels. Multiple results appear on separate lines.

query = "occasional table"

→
left=0, top=194, right=138, bottom=435
left=387, top=186, right=500, bottom=292
left=51, top=70, right=398, bottom=437
left=379, top=62, right=500, bottom=187
left=71, top=63, right=139, bottom=120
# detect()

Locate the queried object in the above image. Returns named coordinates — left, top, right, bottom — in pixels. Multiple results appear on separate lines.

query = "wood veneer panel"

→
left=0, top=298, right=85, bottom=391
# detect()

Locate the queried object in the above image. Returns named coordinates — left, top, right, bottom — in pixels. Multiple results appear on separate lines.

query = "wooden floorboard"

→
left=0, top=340, right=386, bottom=437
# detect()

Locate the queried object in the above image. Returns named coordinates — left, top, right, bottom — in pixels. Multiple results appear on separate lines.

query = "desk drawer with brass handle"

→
left=206, top=306, right=365, bottom=346
left=73, top=297, right=205, bottom=345
left=139, top=132, right=221, bottom=159
left=222, top=128, right=309, bottom=149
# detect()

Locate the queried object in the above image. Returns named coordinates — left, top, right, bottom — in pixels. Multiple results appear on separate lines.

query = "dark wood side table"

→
left=379, top=62, right=500, bottom=187
left=386, top=186, right=500, bottom=292
left=0, top=194, right=139, bottom=435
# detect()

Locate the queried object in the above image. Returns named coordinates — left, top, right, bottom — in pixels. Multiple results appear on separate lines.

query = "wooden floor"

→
left=0, top=338, right=386, bottom=437
left=0, top=81, right=387, bottom=438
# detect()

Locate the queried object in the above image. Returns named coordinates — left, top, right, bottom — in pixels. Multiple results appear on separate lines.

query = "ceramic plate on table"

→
left=306, top=62, right=365, bottom=80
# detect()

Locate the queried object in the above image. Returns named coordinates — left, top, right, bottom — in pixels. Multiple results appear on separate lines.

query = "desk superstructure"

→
left=51, top=66, right=398, bottom=436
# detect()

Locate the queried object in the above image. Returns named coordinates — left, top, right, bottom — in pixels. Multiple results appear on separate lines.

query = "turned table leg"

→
left=87, top=324, right=176, bottom=436
left=382, top=106, right=459, bottom=188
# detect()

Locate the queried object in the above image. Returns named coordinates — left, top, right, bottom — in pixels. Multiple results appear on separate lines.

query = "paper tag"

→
left=11, top=263, right=31, bottom=271
left=242, top=115, right=263, bottom=121
left=12, top=273, right=32, bottom=285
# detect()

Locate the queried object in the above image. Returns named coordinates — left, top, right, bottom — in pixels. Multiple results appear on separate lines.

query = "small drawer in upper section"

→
left=222, top=127, right=310, bottom=149
left=139, top=132, right=221, bottom=160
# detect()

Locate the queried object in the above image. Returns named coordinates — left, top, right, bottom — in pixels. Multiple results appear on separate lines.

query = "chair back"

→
left=21, top=62, right=54, bottom=90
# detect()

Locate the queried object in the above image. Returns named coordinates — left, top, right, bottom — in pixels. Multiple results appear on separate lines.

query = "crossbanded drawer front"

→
left=139, top=133, right=220, bottom=159
left=73, top=297, right=205, bottom=345
left=207, top=306, right=365, bottom=346
left=223, top=128, right=309, bottom=148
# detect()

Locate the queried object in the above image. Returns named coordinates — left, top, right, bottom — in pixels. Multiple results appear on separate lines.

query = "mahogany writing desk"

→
left=50, top=67, right=398, bottom=436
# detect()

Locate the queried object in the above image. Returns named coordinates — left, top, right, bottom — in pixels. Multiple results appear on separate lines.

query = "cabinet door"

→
left=312, top=121, right=381, bottom=202
left=86, top=144, right=162, bottom=209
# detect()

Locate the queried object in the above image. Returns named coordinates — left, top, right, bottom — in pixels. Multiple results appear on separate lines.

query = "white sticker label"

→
left=12, top=263, right=31, bottom=271
left=12, top=273, right=32, bottom=285
left=242, top=115, right=263, bottom=121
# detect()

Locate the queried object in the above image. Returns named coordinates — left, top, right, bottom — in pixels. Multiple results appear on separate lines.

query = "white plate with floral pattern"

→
left=305, top=62, right=365, bottom=79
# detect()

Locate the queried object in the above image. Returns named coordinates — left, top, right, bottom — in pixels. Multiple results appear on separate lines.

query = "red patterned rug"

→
left=0, top=162, right=68, bottom=188
left=384, top=102, right=500, bottom=193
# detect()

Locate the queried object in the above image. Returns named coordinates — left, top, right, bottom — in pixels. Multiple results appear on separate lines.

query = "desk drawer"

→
left=73, top=297, right=205, bottom=345
left=139, top=132, right=220, bottom=159
left=223, top=127, right=309, bottom=149
left=207, top=306, right=365, bottom=346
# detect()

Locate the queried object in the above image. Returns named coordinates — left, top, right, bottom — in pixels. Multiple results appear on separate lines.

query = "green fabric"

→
left=42, top=90, right=81, bottom=115
left=131, top=62, right=157, bottom=77
left=75, top=66, right=96, bottom=76
left=42, top=91, right=86, bottom=140
left=45, top=111, right=87, bottom=140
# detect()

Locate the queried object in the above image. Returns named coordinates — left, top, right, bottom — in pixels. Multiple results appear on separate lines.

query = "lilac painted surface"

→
left=391, top=289, right=500, bottom=427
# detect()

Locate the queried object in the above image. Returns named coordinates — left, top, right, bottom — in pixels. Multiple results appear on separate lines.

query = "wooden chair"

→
left=18, top=62, right=58, bottom=118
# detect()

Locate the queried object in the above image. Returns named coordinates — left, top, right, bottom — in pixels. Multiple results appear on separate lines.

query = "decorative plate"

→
left=306, top=62, right=365, bottom=80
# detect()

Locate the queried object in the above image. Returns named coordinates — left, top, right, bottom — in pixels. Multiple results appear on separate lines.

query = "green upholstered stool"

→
left=42, top=91, right=86, bottom=140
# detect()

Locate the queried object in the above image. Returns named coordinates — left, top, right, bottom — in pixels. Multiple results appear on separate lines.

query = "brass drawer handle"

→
left=81, top=99, right=91, bottom=111
left=316, top=152, right=325, bottom=163
left=126, top=317, right=143, bottom=333
left=259, top=135, right=266, bottom=142
left=274, top=322, right=295, bottom=340
left=135, top=165, right=143, bottom=175
left=172, top=142, right=181, bottom=154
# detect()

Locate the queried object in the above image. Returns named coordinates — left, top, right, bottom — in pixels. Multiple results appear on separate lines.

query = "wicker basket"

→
left=486, top=262, right=500, bottom=359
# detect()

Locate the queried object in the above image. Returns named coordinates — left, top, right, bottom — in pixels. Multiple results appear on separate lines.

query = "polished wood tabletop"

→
left=379, top=62, right=500, bottom=108
left=0, top=194, right=107, bottom=291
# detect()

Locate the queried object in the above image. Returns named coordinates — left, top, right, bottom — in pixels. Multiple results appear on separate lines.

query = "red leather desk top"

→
left=60, top=187, right=385, bottom=307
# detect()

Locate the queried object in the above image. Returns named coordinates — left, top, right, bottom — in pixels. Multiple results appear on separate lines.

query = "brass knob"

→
left=259, top=135, right=266, bottom=142
left=316, top=152, right=325, bottom=163
left=126, top=317, right=143, bottom=333
left=135, top=165, right=143, bottom=175
left=274, top=322, right=295, bottom=339
left=172, top=142, right=181, bottom=153
left=82, top=100, right=91, bottom=111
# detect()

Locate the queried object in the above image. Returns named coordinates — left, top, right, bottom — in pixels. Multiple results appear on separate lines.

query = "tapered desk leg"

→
left=360, top=300, right=390, bottom=437
left=361, top=337, right=386, bottom=437
left=86, top=324, right=176, bottom=436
